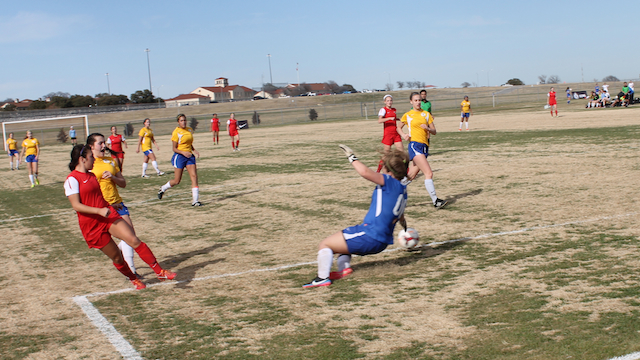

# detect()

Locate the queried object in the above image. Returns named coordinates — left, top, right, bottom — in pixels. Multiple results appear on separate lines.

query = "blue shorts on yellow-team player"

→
left=143, top=149, right=154, bottom=156
left=25, top=155, right=38, bottom=162
left=8, top=150, right=18, bottom=156
left=114, top=202, right=130, bottom=216
left=342, top=225, right=388, bottom=256
left=171, top=152, right=196, bottom=169
left=408, top=141, right=429, bottom=161
left=461, top=112, right=470, bottom=118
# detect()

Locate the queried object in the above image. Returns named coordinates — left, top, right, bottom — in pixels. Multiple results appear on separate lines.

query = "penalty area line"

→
left=609, top=352, right=640, bottom=360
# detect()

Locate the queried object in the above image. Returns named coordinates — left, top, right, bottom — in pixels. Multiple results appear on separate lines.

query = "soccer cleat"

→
left=192, top=201, right=203, bottom=207
left=329, top=267, right=353, bottom=280
left=157, top=189, right=164, bottom=199
left=157, top=269, right=176, bottom=281
left=433, top=198, right=448, bottom=209
left=130, top=278, right=146, bottom=290
left=35, top=178, right=39, bottom=185
left=157, top=171, right=165, bottom=176
left=141, top=174, right=150, bottom=178
left=303, top=277, right=331, bottom=288
left=458, top=128, right=462, bottom=131
left=30, top=184, right=35, bottom=188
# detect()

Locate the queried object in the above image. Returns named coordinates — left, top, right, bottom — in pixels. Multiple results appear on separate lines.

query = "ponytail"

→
left=69, top=145, right=90, bottom=171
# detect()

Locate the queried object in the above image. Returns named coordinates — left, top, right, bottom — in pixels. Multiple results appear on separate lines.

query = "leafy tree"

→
left=124, top=122, right=134, bottom=137
left=461, top=82, right=471, bottom=88
left=57, top=128, right=68, bottom=143
left=130, top=89, right=156, bottom=104
left=189, top=117, right=199, bottom=131
left=252, top=111, right=261, bottom=125
left=538, top=75, right=547, bottom=84
left=602, top=75, right=619, bottom=82
left=28, top=100, right=48, bottom=110
left=97, top=94, right=129, bottom=106
left=44, top=91, right=70, bottom=99
left=547, top=75, right=560, bottom=84
left=50, top=96, right=72, bottom=108
left=397, top=81, right=405, bottom=90
left=506, top=78, right=524, bottom=85
left=2, top=103, right=16, bottom=111
left=309, top=108, right=318, bottom=121
left=70, top=95, right=94, bottom=108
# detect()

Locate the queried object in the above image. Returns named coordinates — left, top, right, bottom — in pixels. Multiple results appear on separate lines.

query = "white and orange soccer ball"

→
left=397, top=228, right=420, bottom=249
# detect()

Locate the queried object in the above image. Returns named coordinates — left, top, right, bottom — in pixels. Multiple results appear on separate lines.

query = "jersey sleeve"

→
left=170, top=129, right=179, bottom=143
left=138, top=128, right=145, bottom=136
left=106, top=137, right=112, bottom=145
left=121, top=135, right=126, bottom=141
left=378, top=108, right=386, bottom=117
left=427, top=113, right=434, bottom=125
left=64, top=177, right=80, bottom=196
left=227, top=120, right=231, bottom=125
left=400, top=113, right=408, bottom=125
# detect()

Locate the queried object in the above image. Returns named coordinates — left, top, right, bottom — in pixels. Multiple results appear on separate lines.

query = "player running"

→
left=547, top=87, right=557, bottom=117
left=6, top=132, right=20, bottom=171
left=21, top=131, right=40, bottom=188
left=211, top=113, right=220, bottom=145
left=376, top=95, right=403, bottom=172
left=459, top=96, right=472, bottom=131
left=88, top=133, right=141, bottom=277
left=397, top=92, right=448, bottom=209
left=158, top=114, right=202, bottom=206
left=303, top=145, right=409, bottom=288
left=136, top=118, right=165, bottom=178
left=107, top=126, right=127, bottom=172
left=227, top=113, right=240, bottom=151
left=64, top=144, right=176, bottom=290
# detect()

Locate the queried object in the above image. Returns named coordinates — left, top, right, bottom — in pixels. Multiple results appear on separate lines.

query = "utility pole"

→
left=105, top=73, right=110, bottom=95
left=267, top=54, right=273, bottom=85
left=145, top=48, right=153, bottom=94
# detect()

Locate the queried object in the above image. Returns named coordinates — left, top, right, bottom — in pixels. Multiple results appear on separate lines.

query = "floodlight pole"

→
left=105, top=73, right=111, bottom=95
left=267, top=54, right=273, bottom=85
left=145, top=48, right=153, bottom=94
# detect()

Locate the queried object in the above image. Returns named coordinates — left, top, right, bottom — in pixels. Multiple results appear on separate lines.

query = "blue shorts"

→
left=171, top=152, right=196, bottom=169
left=8, top=150, right=18, bottom=156
left=114, top=202, right=130, bottom=216
left=342, top=225, right=388, bottom=256
left=461, top=112, right=470, bottom=118
left=25, top=155, right=38, bottom=163
left=407, top=141, right=428, bottom=161
left=143, top=149, right=154, bottom=156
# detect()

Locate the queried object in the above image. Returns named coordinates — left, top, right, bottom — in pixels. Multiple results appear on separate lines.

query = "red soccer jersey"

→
left=227, top=119, right=238, bottom=135
left=108, top=134, right=124, bottom=153
left=381, top=107, right=397, bottom=130
left=211, top=118, right=220, bottom=131
left=548, top=91, right=557, bottom=105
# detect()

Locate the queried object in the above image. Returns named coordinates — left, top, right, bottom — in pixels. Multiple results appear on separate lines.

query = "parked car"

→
left=252, top=96, right=265, bottom=100
left=306, top=92, right=317, bottom=96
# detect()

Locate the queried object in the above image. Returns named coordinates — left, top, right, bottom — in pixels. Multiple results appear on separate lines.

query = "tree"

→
left=189, top=117, right=199, bottom=131
left=124, top=122, right=134, bottom=137
left=538, top=75, right=547, bottom=84
left=130, top=89, right=156, bottom=104
left=602, top=75, right=619, bottom=82
left=57, top=128, right=68, bottom=143
left=326, top=80, right=342, bottom=94
left=50, top=95, right=72, bottom=108
left=97, top=94, right=129, bottom=106
left=262, top=83, right=278, bottom=93
left=252, top=111, right=261, bottom=125
left=28, top=100, right=48, bottom=110
left=309, top=108, right=318, bottom=121
left=70, top=94, right=94, bottom=108
left=44, top=91, right=70, bottom=99
left=547, top=75, right=560, bottom=84
left=385, top=83, right=394, bottom=91
left=2, top=103, right=16, bottom=111
left=506, top=78, right=524, bottom=85
left=397, top=81, right=405, bottom=90
left=342, top=84, right=357, bottom=93
left=461, top=82, right=471, bottom=88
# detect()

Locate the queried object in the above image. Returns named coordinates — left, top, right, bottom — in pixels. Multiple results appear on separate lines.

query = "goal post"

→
left=2, top=115, right=89, bottom=151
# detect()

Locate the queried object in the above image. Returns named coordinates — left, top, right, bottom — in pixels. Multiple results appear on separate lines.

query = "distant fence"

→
left=0, top=102, right=165, bottom=121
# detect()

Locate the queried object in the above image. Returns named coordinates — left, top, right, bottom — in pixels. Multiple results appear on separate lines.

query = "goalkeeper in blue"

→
left=303, top=145, right=410, bottom=288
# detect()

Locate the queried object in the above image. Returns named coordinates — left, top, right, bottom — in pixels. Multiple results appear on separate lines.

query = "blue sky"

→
left=2, top=1, right=637, bottom=101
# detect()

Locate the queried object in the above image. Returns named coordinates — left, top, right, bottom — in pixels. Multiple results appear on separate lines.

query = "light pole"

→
left=145, top=48, right=153, bottom=94
left=267, top=54, right=273, bottom=85
left=105, top=73, right=110, bottom=95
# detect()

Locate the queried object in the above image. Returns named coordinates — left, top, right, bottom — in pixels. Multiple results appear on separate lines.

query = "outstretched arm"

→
left=339, top=144, right=384, bottom=186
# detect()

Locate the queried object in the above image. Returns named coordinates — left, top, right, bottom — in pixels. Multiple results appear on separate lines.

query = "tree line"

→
left=2, top=89, right=162, bottom=111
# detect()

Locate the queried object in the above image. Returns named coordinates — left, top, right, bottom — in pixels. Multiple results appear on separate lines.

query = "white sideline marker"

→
left=72, top=212, right=638, bottom=359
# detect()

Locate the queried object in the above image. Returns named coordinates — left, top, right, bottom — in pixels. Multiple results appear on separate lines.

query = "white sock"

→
left=29, top=174, right=34, bottom=185
left=317, top=248, right=333, bottom=279
left=142, top=163, right=148, bottom=176
left=192, top=187, right=199, bottom=203
left=16, top=160, right=19, bottom=169
left=424, top=179, right=438, bottom=203
left=337, top=254, right=351, bottom=272
left=118, top=241, right=137, bottom=274
left=152, top=160, right=160, bottom=173
left=10, top=161, right=13, bottom=169
left=465, top=122, right=469, bottom=129
left=161, top=181, right=172, bottom=192
left=459, top=122, right=463, bottom=129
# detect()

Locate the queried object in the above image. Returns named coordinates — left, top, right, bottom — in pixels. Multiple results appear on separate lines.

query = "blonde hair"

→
left=382, top=149, right=410, bottom=180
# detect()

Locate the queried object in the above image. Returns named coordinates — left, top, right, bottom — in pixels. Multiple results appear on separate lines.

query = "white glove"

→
left=339, top=144, right=358, bottom=163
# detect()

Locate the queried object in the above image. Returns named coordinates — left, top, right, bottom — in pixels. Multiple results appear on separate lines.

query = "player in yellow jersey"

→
left=459, top=96, right=472, bottom=131
left=6, top=132, right=20, bottom=170
left=87, top=133, right=142, bottom=276
left=158, top=114, right=202, bottom=206
left=397, top=92, right=447, bottom=209
left=136, top=118, right=165, bottom=178
left=20, top=131, right=40, bottom=187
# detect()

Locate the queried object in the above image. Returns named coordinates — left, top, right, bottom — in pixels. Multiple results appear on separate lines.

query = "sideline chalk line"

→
left=72, top=211, right=638, bottom=360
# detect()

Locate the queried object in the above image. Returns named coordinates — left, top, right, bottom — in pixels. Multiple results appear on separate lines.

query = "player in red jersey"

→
left=547, top=87, right=558, bottom=117
left=64, top=144, right=176, bottom=290
left=227, top=113, right=240, bottom=151
left=211, top=113, right=220, bottom=145
left=376, top=95, right=403, bottom=172
left=107, top=126, right=128, bottom=171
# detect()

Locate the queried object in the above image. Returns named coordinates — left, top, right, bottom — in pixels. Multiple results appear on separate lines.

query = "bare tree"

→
left=421, top=82, right=426, bottom=88
left=461, top=82, right=471, bottom=88
left=396, top=81, right=405, bottom=90
left=538, top=75, right=547, bottom=84
left=547, top=75, right=560, bottom=84
left=385, top=83, right=394, bottom=91
left=602, top=75, right=619, bottom=82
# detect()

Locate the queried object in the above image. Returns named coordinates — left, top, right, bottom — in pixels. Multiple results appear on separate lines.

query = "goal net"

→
left=2, top=115, right=90, bottom=151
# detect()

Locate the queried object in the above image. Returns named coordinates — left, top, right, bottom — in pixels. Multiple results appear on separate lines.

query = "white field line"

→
left=72, top=211, right=638, bottom=359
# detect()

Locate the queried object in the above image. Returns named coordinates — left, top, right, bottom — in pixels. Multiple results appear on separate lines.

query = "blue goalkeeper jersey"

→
left=361, top=174, right=408, bottom=244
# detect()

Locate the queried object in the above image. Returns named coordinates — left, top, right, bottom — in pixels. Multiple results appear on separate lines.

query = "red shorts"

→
left=211, top=126, right=219, bottom=132
left=382, top=129, right=402, bottom=146
left=549, top=100, right=557, bottom=106
left=112, top=152, right=124, bottom=159
left=80, top=206, right=121, bottom=249
left=229, top=130, right=238, bottom=137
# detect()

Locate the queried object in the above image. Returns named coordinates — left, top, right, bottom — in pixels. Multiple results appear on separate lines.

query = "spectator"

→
left=586, top=91, right=600, bottom=108
left=628, top=81, right=635, bottom=104
left=599, top=90, right=611, bottom=107
left=595, top=83, right=600, bottom=93
left=602, top=82, right=610, bottom=94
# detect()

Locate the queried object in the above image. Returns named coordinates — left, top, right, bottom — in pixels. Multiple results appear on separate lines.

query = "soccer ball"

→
left=544, top=104, right=550, bottom=109
left=397, top=228, right=420, bottom=249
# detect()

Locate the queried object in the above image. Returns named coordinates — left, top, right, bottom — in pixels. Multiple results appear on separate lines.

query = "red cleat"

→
left=130, top=278, right=146, bottom=290
left=329, top=267, right=353, bottom=280
left=157, top=269, right=176, bottom=281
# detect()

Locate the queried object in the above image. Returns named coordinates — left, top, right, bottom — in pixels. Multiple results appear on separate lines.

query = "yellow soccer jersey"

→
left=91, top=156, right=123, bottom=205
left=22, top=138, right=40, bottom=156
left=138, top=127, right=154, bottom=151
left=400, top=109, right=433, bottom=146
left=6, top=138, right=17, bottom=151
left=461, top=100, right=471, bottom=113
left=171, top=127, right=194, bottom=153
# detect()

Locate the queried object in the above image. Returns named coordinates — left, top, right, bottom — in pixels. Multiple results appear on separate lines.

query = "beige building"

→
left=191, top=77, right=255, bottom=102
left=164, top=94, right=211, bottom=108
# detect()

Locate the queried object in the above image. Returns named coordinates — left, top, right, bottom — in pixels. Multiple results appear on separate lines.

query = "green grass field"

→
left=1, top=105, right=640, bottom=359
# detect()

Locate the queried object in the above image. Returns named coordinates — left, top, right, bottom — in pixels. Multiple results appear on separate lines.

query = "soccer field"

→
left=2, top=106, right=640, bottom=359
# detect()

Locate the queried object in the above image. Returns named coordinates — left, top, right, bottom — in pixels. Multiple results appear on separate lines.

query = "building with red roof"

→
left=164, top=93, right=211, bottom=108
left=191, top=77, right=255, bottom=102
